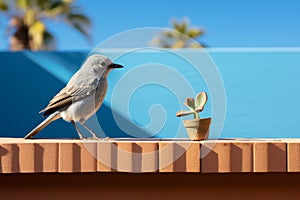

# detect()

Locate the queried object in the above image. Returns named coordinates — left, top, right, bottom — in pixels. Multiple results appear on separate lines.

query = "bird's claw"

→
left=78, top=136, right=114, bottom=141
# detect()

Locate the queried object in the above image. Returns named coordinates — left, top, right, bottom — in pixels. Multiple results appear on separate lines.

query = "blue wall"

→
left=0, top=49, right=299, bottom=139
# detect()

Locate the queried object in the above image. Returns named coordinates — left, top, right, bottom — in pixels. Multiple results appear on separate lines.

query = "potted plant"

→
left=176, top=92, right=211, bottom=141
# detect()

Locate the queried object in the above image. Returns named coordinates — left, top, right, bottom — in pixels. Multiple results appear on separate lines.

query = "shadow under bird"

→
left=24, top=54, right=123, bottom=139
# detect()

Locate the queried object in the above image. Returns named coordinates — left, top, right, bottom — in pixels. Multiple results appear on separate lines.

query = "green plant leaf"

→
left=29, top=20, right=45, bottom=50
left=3, top=0, right=91, bottom=50
left=63, top=0, right=74, bottom=3
left=195, top=92, right=207, bottom=108
left=24, top=9, right=37, bottom=26
left=152, top=17, right=206, bottom=49
left=66, top=13, right=91, bottom=41
left=0, top=0, right=8, bottom=11
left=43, top=30, right=55, bottom=49
left=172, top=40, right=185, bottom=48
left=176, top=110, right=194, bottom=117
left=187, top=28, right=204, bottom=38
left=184, top=97, right=195, bottom=110
left=163, top=31, right=174, bottom=38
left=190, top=43, right=202, bottom=48
left=34, top=0, right=49, bottom=9
left=68, top=21, right=90, bottom=41
left=45, top=1, right=65, bottom=16
left=29, top=20, right=45, bottom=34
left=68, top=13, right=91, bottom=25
left=16, top=0, right=29, bottom=10
left=173, top=20, right=187, bottom=34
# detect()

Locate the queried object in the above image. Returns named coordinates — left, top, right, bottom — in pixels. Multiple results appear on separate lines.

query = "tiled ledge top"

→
left=0, top=138, right=299, bottom=173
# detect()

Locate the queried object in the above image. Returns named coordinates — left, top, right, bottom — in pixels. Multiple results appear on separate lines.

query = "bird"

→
left=24, top=54, right=123, bottom=139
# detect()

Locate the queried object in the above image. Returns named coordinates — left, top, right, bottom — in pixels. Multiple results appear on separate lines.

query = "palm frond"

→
left=66, top=12, right=91, bottom=41
left=15, top=0, right=29, bottom=10
left=2, top=0, right=91, bottom=50
left=0, top=0, right=8, bottom=11
left=67, top=13, right=90, bottom=25
left=43, top=30, right=55, bottom=49
left=68, top=21, right=90, bottom=41
left=33, top=0, right=50, bottom=10
left=28, top=20, right=45, bottom=50
left=155, top=19, right=205, bottom=48
left=187, top=28, right=204, bottom=39
left=24, top=9, right=37, bottom=26
left=44, top=0, right=66, bottom=16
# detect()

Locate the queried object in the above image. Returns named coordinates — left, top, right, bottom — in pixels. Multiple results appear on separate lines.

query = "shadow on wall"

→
left=98, top=104, right=154, bottom=138
left=0, top=52, right=153, bottom=139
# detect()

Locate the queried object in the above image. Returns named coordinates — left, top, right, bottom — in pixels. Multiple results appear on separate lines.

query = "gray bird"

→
left=24, top=54, right=123, bottom=139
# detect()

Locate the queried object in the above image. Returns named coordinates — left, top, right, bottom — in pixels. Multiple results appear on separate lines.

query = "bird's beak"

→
left=108, top=63, right=123, bottom=69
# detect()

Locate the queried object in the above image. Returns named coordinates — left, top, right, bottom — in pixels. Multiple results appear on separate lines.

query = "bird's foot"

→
left=82, top=137, right=99, bottom=140
left=79, top=137, right=114, bottom=141
left=85, top=137, right=114, bottom=141
left=105, top=137, right=114, bottom=141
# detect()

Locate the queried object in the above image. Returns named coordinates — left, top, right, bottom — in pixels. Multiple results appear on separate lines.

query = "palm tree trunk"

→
left=9, top=17, right=31, bottom=51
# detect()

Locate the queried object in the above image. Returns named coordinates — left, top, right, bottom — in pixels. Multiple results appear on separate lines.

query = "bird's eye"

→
left=101, top=62, right=106, bottom=66
left=93, top=65, right=101, bottom=72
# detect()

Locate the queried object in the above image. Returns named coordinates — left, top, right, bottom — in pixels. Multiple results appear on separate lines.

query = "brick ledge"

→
left=0, top=138, right=299, bottom=173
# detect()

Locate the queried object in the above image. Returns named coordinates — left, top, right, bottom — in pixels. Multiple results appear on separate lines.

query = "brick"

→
left=59, top=143, right=80, bottom=172
left=59, top=141, right=97, bottom=172
left=18, top=143, right=35, bottom=173
left=78, top=142, right=97, bottom=172
left=201, top=141, right=253, bottom=173
left=34, top=143, right=58, bottom=172
left=117, top=142, right=133, bottom=172
left=201, top=142, right=231, bottom=173
left=133, top=142, right=158, bottom=173
left=254, top=142, right=286, bottom=172
left=287, top=143, right=300, bottom=172
left=230, top=142, right=253, bottom=172
left=159, top=142, right=173, bottom=172
left=159, top=142, right=200, bottom=172
left=0, top=144, right=20, bottom=173
left=98, top=142, right=117, bottom=172
left=99, top=141, right=159, bottom=172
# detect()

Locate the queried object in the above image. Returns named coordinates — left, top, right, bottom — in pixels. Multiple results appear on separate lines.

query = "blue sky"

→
left=1, top=0, right=300, bottom=50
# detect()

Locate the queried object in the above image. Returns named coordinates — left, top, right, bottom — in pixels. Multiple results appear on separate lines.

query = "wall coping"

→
left=0, top=138, right=299, bottom=173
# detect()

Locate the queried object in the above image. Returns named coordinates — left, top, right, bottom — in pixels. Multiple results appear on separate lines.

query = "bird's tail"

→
left=24, top=111, right=61, bottom=139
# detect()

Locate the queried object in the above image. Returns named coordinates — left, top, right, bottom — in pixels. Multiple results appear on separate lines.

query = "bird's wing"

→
left=40, top=82, right=98, bottom=116
left=40, top=62, right=105, bottom=116
left=39, top=87, right=72, bottom=116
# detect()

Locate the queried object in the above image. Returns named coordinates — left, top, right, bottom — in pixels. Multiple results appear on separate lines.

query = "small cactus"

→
left=176, top=92, right=208, bottom=119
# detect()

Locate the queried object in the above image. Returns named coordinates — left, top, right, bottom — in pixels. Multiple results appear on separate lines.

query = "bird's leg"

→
left=105, top=137, right=114, bottom=141
left=71, top=121, right=84, bottom=140
left=81, top=123, right=99, bottom=139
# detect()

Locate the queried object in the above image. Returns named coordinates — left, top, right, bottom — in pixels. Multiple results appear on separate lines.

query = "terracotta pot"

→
left=183, top=118, right=211, bottom=141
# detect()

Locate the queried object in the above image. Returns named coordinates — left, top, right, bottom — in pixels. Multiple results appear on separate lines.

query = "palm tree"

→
left=152, top=18, right=206, bottom=48
left=0, top=0, right=91, bottom=51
